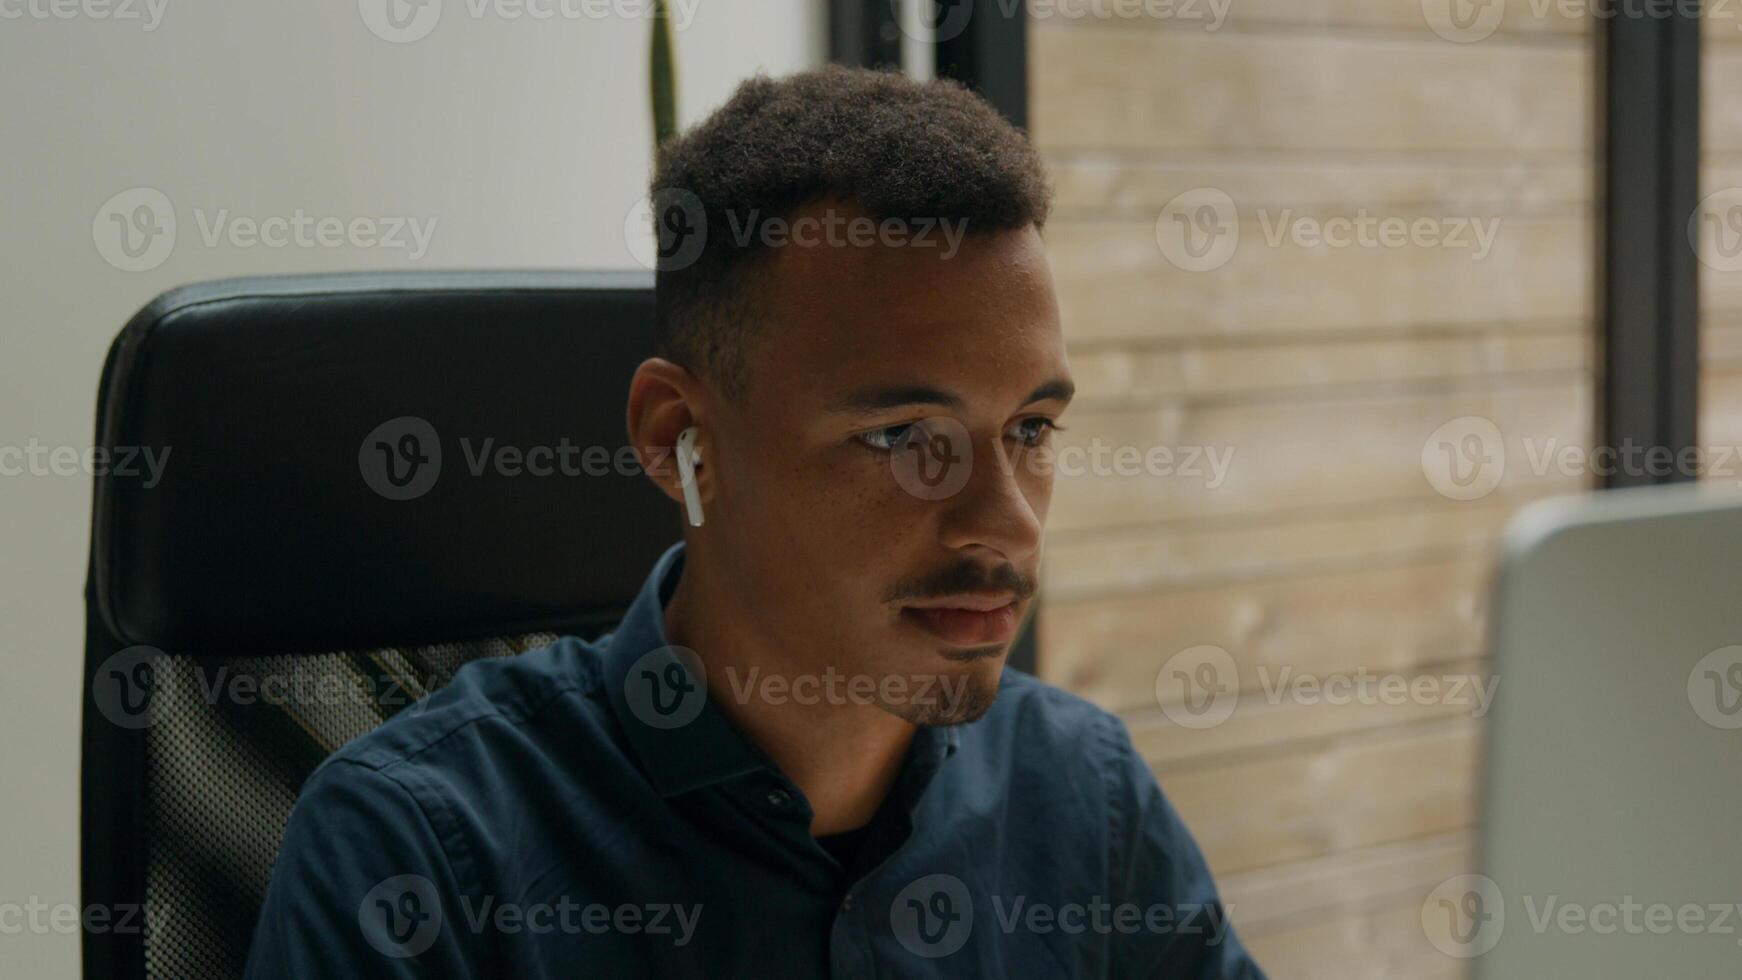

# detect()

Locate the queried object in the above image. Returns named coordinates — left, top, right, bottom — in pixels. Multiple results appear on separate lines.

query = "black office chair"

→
left=79, top=270, right=681, bottom=980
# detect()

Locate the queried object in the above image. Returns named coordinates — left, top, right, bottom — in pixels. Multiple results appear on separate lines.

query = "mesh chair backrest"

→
left=133, top=635, right=554, bottom=979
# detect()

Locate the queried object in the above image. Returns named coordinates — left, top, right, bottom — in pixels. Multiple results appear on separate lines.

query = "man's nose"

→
left=934, top=431, right=1045, bottom=561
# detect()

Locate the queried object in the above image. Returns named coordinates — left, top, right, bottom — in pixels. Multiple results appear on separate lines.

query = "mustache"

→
left=886, top=560, right=1036, bottom=605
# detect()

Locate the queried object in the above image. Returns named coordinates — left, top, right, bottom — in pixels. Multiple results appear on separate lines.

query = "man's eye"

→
left=1007, top=417, right=1061, bottom=446
left=855, top=423, right=914, bottom=452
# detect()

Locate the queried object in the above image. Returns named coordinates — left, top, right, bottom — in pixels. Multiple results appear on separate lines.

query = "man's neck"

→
left=662, top=545, right=916, bottom=837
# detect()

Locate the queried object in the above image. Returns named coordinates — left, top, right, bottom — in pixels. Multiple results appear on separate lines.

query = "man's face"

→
left=704, top=199, right=1070, bottom=725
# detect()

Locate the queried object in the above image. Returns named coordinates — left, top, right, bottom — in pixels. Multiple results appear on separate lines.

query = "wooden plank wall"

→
left=1027, top=4, right=1595, bottom=975
left=1704, top=23, right=1742, bottom=450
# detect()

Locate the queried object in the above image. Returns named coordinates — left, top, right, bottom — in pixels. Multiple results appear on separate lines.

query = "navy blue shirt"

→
left=243, top=542, right=1265, bottom=978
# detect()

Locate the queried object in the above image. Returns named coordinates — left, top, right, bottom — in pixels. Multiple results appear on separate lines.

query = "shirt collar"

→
left=896, top=723, right=960, bottom=814
left=601, top=539, right=960, bottom=808
left=601, top=540, right=774, bottom=797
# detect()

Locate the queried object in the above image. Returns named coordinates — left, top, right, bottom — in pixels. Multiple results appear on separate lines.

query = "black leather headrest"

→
left=87, top=270, right=680, bottom=659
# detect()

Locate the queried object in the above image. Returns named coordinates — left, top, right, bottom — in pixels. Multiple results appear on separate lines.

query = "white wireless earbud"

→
left=675, top=426, right=704, bottom=527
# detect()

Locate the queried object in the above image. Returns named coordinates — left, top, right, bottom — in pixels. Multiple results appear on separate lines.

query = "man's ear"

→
left=625, top=357, right=710, bottom=512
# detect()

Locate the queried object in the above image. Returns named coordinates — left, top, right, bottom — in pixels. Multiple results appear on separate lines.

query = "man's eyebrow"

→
left=826, top=378, right=1074, bottom=415
left=827, top=384, right=965, bottom=414
left=1024, top=378, right=1075, bottom=406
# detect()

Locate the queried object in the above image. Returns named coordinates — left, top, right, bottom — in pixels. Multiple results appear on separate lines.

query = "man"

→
left=244, top=66, right=1265, bottom=978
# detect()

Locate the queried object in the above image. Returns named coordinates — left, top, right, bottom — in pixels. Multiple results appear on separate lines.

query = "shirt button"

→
left=840, top=892, right=855, bottom=912
left=765, top=788, right=792, bottom=808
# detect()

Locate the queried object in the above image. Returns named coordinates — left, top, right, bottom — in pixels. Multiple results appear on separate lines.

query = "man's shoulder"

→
left=318, top=633, right=616, bottom=782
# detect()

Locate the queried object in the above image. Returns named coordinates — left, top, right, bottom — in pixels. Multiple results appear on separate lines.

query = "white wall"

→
left=0, top=2, right=823, bottom=973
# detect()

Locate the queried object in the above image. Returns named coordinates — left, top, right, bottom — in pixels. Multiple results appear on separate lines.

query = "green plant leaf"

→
left=650, top=0, right=677, bottom=151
